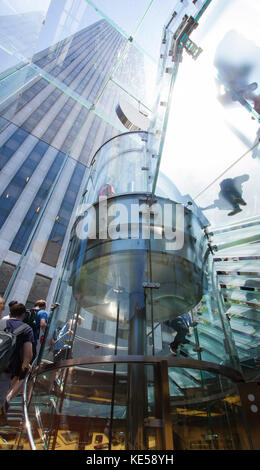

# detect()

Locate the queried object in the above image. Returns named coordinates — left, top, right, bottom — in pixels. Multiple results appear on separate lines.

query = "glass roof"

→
left=0, top=0, right=259, bottom=226
left=162, top=0, right=260, bottom=228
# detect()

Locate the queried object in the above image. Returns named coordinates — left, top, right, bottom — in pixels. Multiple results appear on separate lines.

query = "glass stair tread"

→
left=229, top=317, right=260, bottom=335
left=216, top=244, right=260, bottom=257
left=228, top=313, right=260, bottom=327
left=212, top=223, right=260, bottom=246
left=230, top=330, right=260, bottom=348
left=220, top=288, right=260, bottom=305
left=168, top=369, right=201, bottom=390
left=168, top=381, right=184, bottom=397
left=217, top=275, right=260, bottom=288
left=197, top=323, right=225, bottom=341
left=227, top=304, right=260, bottom=318
left=214, top=260, right=260, bottom=273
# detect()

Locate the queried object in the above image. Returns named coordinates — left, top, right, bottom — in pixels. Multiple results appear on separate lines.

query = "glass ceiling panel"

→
left=1, top=0, right=259, bottom=215
left=112, top=43, right=157, bottom=112
left=132, top=0, right=207, bottom=61
left=95, top=78, right=147, bottom=133
left=0, top=0, right=50, bottom=74
left=86, top=0, right=153, bottom=38
left=0, top=0, right=162, bottom=166
left=161, top=0, right=260, bottom=229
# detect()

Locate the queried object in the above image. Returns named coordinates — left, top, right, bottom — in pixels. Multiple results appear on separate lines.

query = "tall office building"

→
left=0, top=16, right=141, bottom=308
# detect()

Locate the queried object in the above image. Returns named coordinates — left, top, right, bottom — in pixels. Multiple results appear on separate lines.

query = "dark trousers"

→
left=169, top=320, right=189, bottom=350
left=221, top=189, right=243, bottom=210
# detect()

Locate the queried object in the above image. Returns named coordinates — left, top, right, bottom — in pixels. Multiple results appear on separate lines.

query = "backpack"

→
left=23, top=308, right=37, bottom=332
left=0, top=319, right=28, bottom=374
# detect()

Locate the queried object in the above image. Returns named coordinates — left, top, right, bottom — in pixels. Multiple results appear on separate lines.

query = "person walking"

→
left=167, top=312, right=197, bottom=356
left=0, top=303, right=33, bottom=423
left=1, top=300, right=18, bottom=321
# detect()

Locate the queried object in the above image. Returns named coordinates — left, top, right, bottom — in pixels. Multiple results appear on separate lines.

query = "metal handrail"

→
left=74, top=334, right=128, bottom=350
left=22, top=369, right=36, bottom=450
left=33, top=355, right=243, bottom=381
left=89, top=130, right=149, bottom=167
left=22, top=354, right=244, bottom=450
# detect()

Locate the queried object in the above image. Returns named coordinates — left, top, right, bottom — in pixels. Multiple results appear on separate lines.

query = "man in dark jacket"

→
left=167, top=312, right=197, bottom=355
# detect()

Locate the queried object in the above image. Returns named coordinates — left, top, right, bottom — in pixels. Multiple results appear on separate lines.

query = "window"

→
left=0, top=128, right=28, bottom=171
left=0, top=140, right=49, bottom=229
left=0, top=262, right=16, bottom=297
left=26, top=273, right=52, bottom=310
left=41, top=162, right=85, bottom=267
left=92, top=317, right=105, bottom=334
left=10, top=151, right=65, bottom=254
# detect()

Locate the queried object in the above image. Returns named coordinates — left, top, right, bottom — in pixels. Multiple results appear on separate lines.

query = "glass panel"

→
left=89, top=0, right=153, bottom=38
left=112, top=43, right=157, bottom=112
left=80, top=131, right=149, bottom=207
left=1, top=0, right=259, bottom=451
left=160, top=0, right=260, bottom=229
left=132, top=0, right=205, bottom=61
left=0, top=1, right=50, bottom=73
left=0, top=262, right=16, bottom=297
left=22, top=367, right=116, bottom=450
left=32, top=14, right=127, bottom=105
left=169, top=368, right=251, bottom=450
left=18, top=363, right=252, bottom=450
left=194, top=153, right=259, bottom=227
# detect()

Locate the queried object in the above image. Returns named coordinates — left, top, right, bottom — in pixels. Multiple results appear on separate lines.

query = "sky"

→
left=0, top=0, right=259, bottom=228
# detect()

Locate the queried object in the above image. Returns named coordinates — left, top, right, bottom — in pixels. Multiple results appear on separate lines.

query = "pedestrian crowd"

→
left=0, top=296, right=49, bottom=425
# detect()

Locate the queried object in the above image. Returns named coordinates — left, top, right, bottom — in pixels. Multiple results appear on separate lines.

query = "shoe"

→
left=169, top=344, right=177, bottom=355
left=234, top=197, right=247, bottom=206
left=0, top=406, right=8, bottom=426
left=228, top=208, right=242, bottom=216
left=181, top=339, right=191, bottom=345
left=3, top=399, right=9, bottom=414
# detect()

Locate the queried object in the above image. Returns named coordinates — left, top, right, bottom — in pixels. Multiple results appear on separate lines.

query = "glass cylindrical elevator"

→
left=19, top=131, right=251, bottom=450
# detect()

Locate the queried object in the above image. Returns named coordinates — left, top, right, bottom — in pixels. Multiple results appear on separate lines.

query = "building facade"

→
left=0, top=17, right=138, bottom=310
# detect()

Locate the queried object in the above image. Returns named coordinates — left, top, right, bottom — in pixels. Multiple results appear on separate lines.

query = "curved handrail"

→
left=22, top=369, right=36, bottom=450
left=22, top=354, right=244, bottom=450
left=74, top=334, right=128, bottom=350
left=33, top=355, right=243, bottom=381
left=89, top=130, right=149, bottom=167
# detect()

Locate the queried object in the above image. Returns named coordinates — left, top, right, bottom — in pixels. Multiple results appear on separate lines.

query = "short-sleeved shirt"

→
left=4, top=318, right=34, bottom=378
left=35, top=309, right=49, bottom=343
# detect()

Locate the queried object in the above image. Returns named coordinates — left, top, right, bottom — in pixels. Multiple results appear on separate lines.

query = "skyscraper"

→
left=0, top=17, right=140, bottom=308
